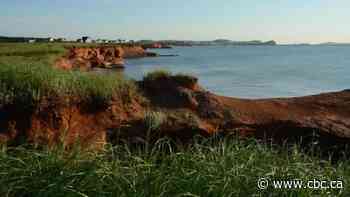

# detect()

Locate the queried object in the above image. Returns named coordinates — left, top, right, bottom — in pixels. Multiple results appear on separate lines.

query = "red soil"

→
left=1, top=73, right=350, bottom=149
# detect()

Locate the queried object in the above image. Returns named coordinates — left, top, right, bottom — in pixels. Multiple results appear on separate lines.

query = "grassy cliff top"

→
left=0, top=43, right=139, bottom=107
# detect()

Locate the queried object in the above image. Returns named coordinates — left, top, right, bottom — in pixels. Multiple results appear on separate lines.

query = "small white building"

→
left=28, top=39, right=36, bottom=43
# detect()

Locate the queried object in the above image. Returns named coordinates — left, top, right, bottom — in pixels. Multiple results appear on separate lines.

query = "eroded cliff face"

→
left=55, top=46, right=157, bottom=71
left=1, top=74, right=350, bottom=150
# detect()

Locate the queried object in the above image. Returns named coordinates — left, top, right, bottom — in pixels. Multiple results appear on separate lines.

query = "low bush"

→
left=143, top=69, right=172, bottom=82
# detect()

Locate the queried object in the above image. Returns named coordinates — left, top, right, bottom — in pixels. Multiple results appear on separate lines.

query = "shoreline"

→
left=0, top=44, right=349, bottom=151
left=55, top=45, right=158, bottom=70
left=1, top=71, right=350, bottom=150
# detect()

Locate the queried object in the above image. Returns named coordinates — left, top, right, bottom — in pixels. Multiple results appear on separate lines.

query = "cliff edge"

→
left=0, top=72, right=349, bottom=150
left=55, top=46, right=158, bottom=71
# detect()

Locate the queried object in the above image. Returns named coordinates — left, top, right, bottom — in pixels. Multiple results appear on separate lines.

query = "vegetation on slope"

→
left=0, top=43, right=140, bottom=107
left=143, top=69, right=197, bottom=86
left=0, top=43, right=66, bottom=57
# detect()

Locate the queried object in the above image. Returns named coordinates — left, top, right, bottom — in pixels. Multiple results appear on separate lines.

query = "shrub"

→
left=143, top=69, right=172, bottom=82
left=173, top=73, right=197, bottom=87
left=143, top=70, right=197, bottom=87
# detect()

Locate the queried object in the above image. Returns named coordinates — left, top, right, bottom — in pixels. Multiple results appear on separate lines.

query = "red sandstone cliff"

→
left=55, top=46, right=157, bottom=71
left=0, top=74, right=350, bottom=150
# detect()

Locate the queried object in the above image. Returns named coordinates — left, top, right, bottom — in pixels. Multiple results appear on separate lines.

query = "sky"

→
left=0, top=0, right=349, bottom=44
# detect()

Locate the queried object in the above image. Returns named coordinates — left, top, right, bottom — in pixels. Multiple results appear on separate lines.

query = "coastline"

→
left=2, top=52, right=350, bottom=149
left=55, top=45, right=158, bottom=70
left=1, top=43, right=350, bottom=196
left=0, top=44, right=349, bottom=151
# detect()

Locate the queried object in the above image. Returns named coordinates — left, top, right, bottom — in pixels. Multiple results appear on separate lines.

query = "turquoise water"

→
left=124, top=45, right=350, bottom=98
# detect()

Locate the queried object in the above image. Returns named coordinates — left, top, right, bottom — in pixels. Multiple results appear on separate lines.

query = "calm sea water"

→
left=124, top=45, right=350, bottom=98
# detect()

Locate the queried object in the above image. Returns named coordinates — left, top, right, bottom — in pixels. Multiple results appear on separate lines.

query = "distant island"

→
left=317, top=42, right=350, bottom=46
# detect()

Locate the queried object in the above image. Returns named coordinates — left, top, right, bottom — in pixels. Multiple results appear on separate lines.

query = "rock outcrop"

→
left=55, top=46, right=158, bottom=71
left=1, top=74, right=350, bottom=150
left=121, top=46, right=158, bottom=58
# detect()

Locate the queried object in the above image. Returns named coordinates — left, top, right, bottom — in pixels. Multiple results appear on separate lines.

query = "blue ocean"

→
left=124, top=45, right=350, bottom=98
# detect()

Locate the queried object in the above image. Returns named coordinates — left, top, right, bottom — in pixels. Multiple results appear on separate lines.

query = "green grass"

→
left=143, top=69, right=172, bottom=81
left=0, top=43, right=66, bottom=57
left=0, top=42, right=125, bottom=57
left=0, top=137, right=349, bottom=196
left=144, top=110, right=167, bottom=131
left=0, top=42, right=140, bottom=57
left=0, top=62, right=139, bottom=106
left=143, top=70, right=196, bottom=85
left=0, top=43, right=140, bottom=107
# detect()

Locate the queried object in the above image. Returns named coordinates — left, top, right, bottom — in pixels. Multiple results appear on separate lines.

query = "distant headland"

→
left=138, top=39, right=277, bottom=46
left=0, top=35, right=277, bottom=46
